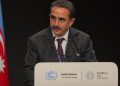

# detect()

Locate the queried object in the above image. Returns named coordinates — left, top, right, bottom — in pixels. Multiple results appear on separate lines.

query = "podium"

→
left=35, top=62, right=118, bottom=86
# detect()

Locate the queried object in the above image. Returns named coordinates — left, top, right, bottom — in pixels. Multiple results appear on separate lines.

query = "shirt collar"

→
left=52, top=29, right=69, bottom=41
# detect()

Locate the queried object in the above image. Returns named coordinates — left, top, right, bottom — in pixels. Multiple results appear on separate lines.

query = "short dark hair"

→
left=50, top=0, right=75, bottom=18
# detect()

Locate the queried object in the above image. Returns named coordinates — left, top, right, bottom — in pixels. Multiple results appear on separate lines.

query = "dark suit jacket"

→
left=24, top=27, right=97, bottom=86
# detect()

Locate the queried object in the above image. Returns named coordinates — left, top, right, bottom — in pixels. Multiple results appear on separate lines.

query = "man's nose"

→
left=54, top=19, right=59, bottom=26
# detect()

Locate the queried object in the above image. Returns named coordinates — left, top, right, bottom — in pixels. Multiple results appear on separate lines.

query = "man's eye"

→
left=59, top=18, right=65, bottom=22
left=50, top=15, right=56, bottom=20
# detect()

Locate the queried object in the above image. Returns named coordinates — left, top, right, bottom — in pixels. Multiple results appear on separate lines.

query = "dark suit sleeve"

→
left=81, top=36, right=97, bottom=62
left=24, top=38, right=39, bottom=86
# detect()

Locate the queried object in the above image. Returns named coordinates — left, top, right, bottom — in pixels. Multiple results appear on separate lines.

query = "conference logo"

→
left=85, top=71, right=95, bottom=80
left=46, top=71, right=57, bottom=80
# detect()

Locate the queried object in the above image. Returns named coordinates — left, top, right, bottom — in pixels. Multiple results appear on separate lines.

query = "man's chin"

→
left=52, top=30, right=62, bottom=36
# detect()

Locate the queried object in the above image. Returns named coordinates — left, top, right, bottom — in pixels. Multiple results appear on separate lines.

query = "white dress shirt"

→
left=52, top=29, right=69, bottom=55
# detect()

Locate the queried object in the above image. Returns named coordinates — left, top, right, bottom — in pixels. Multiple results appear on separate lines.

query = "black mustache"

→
left=52, top=26, right=61, bottom=30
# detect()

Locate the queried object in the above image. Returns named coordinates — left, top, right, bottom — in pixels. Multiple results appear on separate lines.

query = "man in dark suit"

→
left=24, top=0, right=97, bottom=86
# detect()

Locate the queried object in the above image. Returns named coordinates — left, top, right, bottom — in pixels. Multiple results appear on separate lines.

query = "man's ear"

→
left=69, top=18, right=75, bottom=27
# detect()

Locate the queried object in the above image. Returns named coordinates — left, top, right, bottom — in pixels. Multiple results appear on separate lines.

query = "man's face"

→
left=50, top=6, right=75, bottom=36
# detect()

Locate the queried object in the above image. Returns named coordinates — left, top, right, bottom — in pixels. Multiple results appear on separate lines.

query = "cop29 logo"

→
left=46, top=71, right=57, bottom=80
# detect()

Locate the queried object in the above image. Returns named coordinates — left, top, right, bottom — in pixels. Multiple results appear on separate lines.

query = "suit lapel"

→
left=43, top=28, right=58, bottom=62
left=65, top=28, right=77, bottom=61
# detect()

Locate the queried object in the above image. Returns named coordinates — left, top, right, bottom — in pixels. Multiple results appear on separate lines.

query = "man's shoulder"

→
left=29, top=27, right=49, bottom=40
left=70, top=27, right=90, bottom=38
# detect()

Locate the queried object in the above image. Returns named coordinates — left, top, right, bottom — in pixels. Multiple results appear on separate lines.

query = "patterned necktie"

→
left=57, top=38, right=64, bottom=62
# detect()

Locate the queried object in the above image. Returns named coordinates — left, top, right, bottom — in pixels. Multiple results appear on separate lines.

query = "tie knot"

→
left=57, top=38, right=64, bottom=45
